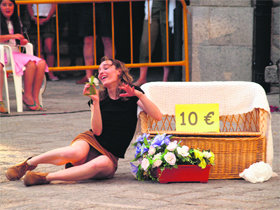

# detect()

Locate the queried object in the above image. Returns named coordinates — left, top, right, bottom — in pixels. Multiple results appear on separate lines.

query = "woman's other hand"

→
left=119, top=84, right=136, bottom=97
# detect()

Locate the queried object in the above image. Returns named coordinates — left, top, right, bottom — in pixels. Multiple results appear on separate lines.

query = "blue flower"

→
left=151, top=134, right=171, bottom=147
left=130, top=162, right=138, bottom=178
left=135, top=145, right=142, bottom=158
left=164, top=135, right=172, bottom=145
left=140, top=144, right=149, bottom=156
left=135, top=133, right=150, bottom=145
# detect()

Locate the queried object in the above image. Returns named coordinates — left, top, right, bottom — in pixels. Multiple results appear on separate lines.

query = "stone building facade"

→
left=188, top=0, right=279, bottom=82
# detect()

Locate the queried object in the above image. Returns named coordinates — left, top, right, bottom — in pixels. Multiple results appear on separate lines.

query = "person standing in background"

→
left=134, top=0, right=175, bottom=86
left=27, top=3, right=59, bottom=81
left=76, top=3, right=114, bottom=84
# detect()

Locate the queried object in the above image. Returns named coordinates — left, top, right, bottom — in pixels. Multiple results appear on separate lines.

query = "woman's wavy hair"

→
left=98, top=56, right=134, bottom=101
left=0, top=0, right=22, bottom=37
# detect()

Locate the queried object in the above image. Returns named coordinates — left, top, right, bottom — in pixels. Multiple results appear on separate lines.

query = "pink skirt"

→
left=3, top=52, right=48, bottom=76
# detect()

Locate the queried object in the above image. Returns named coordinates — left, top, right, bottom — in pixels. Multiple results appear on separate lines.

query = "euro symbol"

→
left=204, top=112, right=214, bottom=125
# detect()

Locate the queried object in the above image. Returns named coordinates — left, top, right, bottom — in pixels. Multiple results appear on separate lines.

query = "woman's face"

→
left=98, top=60, right=121, bottom=88
left=0, top=0, right=14, bottom=20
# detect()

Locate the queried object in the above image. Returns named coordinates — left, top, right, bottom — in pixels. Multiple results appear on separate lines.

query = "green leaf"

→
left=90, top=76, right=94, bottom=85
left=144, top=137, right=149, bottom=146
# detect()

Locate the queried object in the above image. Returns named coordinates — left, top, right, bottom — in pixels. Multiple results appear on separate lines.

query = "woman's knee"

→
left=88, top=156, right=115, bottom=177
left=26, top=61, right=36, bottom=70
left=37, top=60, right=47, bottom=70
left=66, top=140, right=90, bottom=161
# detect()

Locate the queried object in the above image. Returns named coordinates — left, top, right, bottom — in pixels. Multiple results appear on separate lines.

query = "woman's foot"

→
left=48, top=72, right=59, bottom=81
left=23, top=100, right=39, bottom=111
left=24, top=171, right=50, bottom=186
left=5, top=157, right=37, bottom=181
left=76, top=76, right=88, bottom=84
left=0, top=101, right=8, bottom=113
left=49, top=75, right=59, bottom=81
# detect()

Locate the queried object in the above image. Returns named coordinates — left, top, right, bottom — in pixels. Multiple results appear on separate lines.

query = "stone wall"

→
left=271, top=0, right=280, bottom=64
left=188, top=0, right=279, bottom=82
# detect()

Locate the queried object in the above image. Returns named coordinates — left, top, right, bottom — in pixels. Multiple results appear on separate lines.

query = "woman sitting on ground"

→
left=5, top=56, right=162, bottom=186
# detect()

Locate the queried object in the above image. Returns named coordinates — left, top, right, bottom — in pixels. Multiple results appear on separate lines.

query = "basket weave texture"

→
left=139, top=108, right=268, bottom=179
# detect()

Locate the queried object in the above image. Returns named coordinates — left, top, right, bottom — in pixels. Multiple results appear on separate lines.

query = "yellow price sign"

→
left=175, top=104, right=220, bottom=133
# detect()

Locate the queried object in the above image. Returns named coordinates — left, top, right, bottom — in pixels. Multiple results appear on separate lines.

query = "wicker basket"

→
left=139, top=108, right=268, bottom=179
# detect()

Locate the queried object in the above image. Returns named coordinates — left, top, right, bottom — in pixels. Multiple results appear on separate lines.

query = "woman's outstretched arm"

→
left=119, top=84, right=162, bottom=121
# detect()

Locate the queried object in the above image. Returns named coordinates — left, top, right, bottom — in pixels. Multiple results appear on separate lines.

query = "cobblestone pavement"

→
left=0, top=78, right=279, bottom=209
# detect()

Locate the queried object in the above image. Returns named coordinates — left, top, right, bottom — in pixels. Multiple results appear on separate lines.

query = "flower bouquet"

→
left=84, top=76, right=99, bottom=96
left=130, top=133, right=215, bottom=183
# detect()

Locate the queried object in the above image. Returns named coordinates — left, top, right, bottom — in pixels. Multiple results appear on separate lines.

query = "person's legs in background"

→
left=44, top=36, right=59, bottom=81
left=83, top=35, right=95, bottom=81
left=102, top=37, right=113, bottom=59
left=76, top=3, right=96, bottom=84
left=160, top=22, right=170, bottom=82
left=80, top=36, right=113, bottom=84
left=134, top=19, right=159, bottom=86
left=0, top=64, right=8, bottom=113
left=76, top=3, right=113, bottom=84
left=23, top=60, right=46, bottom=111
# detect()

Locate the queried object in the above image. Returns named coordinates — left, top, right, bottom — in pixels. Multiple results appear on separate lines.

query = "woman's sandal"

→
left=37, top=105, right=44, bottom=111
left=23, top=101, right=39, bottom=111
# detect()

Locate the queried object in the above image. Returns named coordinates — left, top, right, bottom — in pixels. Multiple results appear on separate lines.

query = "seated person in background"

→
left=0, top=0, right=48, bottom=111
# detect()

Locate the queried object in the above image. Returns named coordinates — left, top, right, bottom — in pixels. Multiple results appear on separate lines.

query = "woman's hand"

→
left=83, top=83, right=99, bottom=104
left=119, top=84, right=136, bottom=97
left=12, top=34, right=28, bottom=45
left=20, top=38, right=28, bottom=45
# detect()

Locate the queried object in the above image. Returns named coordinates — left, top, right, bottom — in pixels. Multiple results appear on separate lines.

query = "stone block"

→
left=192, top=45, right=252, bottom=81
left=272, top=6, right=280, bottom=35
left=191, top=7, right=210, bottom=45
left=208, top=7, right=253, bottom=46
left=190, top=0, right=251, bottom=7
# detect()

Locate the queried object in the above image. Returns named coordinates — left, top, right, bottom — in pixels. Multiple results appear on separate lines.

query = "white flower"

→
left=148, top=146, right=156, bottom=156
left=177, top=145, right=189, bottom=157
left=152, top=159, right=163, bottom=168
left=164, top=152, right=176, bottom=165
left=93, top=77, right=99, bottom=87
left=141, top=158, right=150, bottom=171
left=153, top=152, right=162, bottom=160
left=166, top=141, right=177, bottom=151
left=202, top=151, right=212, bottom=159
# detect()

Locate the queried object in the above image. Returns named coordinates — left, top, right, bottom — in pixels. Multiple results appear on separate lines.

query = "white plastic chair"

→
left=0, top=43, right=46, bottom=113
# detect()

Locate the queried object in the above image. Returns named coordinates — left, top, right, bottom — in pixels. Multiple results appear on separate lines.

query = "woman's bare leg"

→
left=44, top=37, right=58, bottom=80
left=83, top=36, right=94, bottom=79
left=46, top=155, right=115, bottom=181
left=32, top=60, right=46, bottom=105
left=0, top=65, right=4, bottom=101
left=134, top=66, right=148, bottom=86
left=101, top=37, right=113, bottom=58
left=27, top=140, right=90, bottom=167
left=163, top=66, right=169, bottom=82
left=23, top=61, right=36, bottom=105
